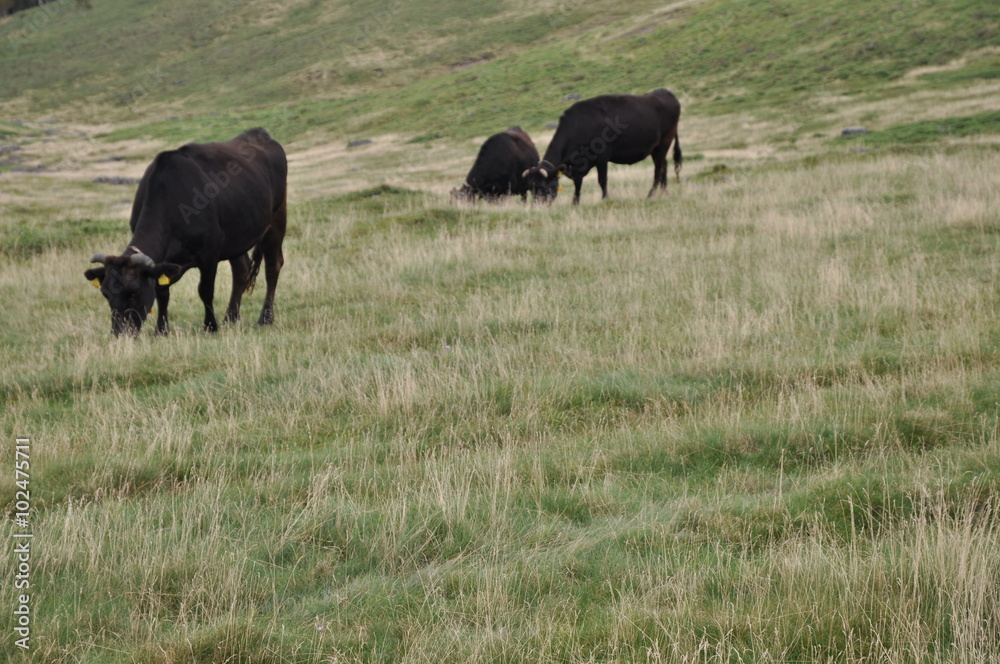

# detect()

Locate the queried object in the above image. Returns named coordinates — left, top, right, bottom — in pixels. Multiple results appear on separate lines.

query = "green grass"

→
left=3, top=146, right=1000, bottom=662
left=0, top=217, right=123, bottom=259
left=841, top=110, right=1000, bottom=145
left=3, top=0, right=1000, bottom=661
left=3, top=0, right=998, bottom=144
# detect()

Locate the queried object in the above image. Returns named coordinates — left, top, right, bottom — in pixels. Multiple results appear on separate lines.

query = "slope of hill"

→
left=2, top=0, right=998, bottom=147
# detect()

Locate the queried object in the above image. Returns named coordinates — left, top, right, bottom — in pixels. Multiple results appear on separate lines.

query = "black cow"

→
left=451, top=127, right=555, bottom=202
left=523, top=89, right=682, bottom=205
left=84, top=128, right=287, bottom=336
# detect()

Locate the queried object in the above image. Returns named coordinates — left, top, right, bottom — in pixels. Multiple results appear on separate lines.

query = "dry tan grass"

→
left=2, top=43, right=1000, bottom=662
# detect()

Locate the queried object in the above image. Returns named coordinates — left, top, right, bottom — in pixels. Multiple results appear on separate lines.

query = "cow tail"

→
left=673, top=133, right=683, bottom=183
left=246, top=244, right=263, bottom=295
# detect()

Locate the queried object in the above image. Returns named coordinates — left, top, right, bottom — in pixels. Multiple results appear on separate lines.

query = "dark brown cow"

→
left=84, top=128, right=287, bottom=336
left=523, top=89, right=682, bottom=204
left=451, top=126, right=554, bottom=202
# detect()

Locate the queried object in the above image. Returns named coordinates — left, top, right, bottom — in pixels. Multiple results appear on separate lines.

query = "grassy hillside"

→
left=2, top=0, right=1000, bottom=662
left=2, top=0, right=998, bottom=146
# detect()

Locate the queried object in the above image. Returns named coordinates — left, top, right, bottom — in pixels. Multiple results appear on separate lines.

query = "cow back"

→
left=544, top=91, right=681, bottom=171
left=128, top=128, right=287, bottom=264
left=464, top=126, right=541, bottom=197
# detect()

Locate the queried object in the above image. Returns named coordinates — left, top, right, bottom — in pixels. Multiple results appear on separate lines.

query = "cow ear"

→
left=84, top=267, right=105, bottom=288
left=152, top=263, right=184, bottom=286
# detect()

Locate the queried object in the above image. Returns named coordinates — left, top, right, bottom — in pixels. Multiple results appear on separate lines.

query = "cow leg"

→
left=258, top=196, right=287, bottom=326
left=572, top=177, right=584, bottom=205
left=596, top=161, right=609, bottom=199
left=197, top=263, right=220, bottom=332
left=649, top=146, right=668, bottom=197
left=256, top=231, right=284, bottom=325
left=155, top=285, right=170, bottom=336
left=225, top=253, right=251, bottom=324
left=672, top=133, right=683, bottom=184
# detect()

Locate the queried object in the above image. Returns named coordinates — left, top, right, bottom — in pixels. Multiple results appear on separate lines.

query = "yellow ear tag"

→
left=91, top=278, right=101, bottom=288
left=558, top=186, right=563, bottom=192
left=158, top=274, right=171, bottom=286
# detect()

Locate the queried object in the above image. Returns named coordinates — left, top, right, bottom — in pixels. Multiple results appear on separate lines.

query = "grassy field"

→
left=3, top=0, right=1000, bottom=662
left=3, top=145, right=1000, bottom=662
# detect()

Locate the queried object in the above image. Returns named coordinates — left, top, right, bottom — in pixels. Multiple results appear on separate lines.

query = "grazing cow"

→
left=450, top=126, right=556, bottom=202
left=523, top=89, right=682, bottom=204
left=84, top=127, right=287, bottom=336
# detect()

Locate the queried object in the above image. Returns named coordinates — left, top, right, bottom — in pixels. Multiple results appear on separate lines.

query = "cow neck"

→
left=542, top=131, right=570, bottom=169
left=127, top=216, right=171, bottom=262
left=122, top=237, right=163, bottom=263
left=121, top=244, right=150, bottom=261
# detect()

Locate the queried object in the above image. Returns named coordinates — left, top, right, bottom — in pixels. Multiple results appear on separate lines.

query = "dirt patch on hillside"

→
left=900, top=47, right=1000, bottom=81
left=0, top=123, right=167, bottom=219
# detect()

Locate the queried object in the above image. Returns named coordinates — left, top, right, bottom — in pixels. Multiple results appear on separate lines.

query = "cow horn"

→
left=129, top=253, right=155, bottom=268
left=522, top=169, right=531, bottom=178
left=90, top=253, right=109, bottom=263
left=539, top=168, right=548, bottom=179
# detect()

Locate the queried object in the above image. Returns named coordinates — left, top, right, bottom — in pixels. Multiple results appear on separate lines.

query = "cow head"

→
left=84, top=250, right=183, bottom=336
left=449, top=184, right=476, bottom=205
left=521, top=161, right=561, bottom=203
